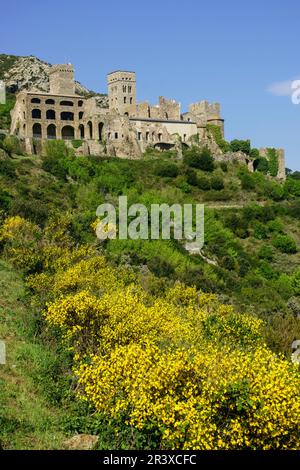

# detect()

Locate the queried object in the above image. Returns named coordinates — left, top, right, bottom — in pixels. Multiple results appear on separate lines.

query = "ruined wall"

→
left=259, top=148, right=286, bottom=180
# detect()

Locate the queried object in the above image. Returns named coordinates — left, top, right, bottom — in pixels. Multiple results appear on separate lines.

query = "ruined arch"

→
left=154, top=142, right=175, bottom=151
left=32, top=109, right=41, bottom=119
left=79, top=124, right=85, bottom=138
left=61, top=125, right=74, bottom=140
left=87, top=121, right=93, bottom=139
left=98, top=122, right=104, bottom=141
left=47, top=124, right=56, bottom=139
left=46, top=109, right=56, bottom=120
left=32, top=123, right=42, bottom=138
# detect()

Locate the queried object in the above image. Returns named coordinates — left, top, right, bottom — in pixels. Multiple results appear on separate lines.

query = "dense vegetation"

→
left=0, top=141, right=300, bottom=449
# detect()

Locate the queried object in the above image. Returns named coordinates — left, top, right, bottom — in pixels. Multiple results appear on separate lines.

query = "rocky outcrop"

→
left=62, top=434, right=99, bottom=450
left=0, top=54, right=108, bottom=107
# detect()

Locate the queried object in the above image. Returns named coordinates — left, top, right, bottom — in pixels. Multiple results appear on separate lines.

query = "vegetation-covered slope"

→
left=0, top=142, right=300, bottom=449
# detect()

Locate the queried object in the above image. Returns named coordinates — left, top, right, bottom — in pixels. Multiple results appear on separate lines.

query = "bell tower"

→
left=107, top=70, right=136, bottom=114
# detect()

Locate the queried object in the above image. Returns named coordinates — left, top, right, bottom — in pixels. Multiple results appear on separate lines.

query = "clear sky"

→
left=1, top=0, right=300, bottom=169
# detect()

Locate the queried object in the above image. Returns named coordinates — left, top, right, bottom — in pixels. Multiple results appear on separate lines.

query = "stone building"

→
left=10, top=64, right=224, bottom=158
left=9, top=63, right=285, bottom=178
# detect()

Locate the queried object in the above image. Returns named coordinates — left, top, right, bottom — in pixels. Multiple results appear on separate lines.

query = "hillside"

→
left=0, top=54, right=108, bottom=102
left=0, top=141, right=300, bottom=449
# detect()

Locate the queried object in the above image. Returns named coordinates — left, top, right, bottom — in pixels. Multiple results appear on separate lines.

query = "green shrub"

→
left=230, top=139, right=251, bottom=155
left=253, top=222, right=268, bottom=240
left=0, top=159, right=16, bottom=177
left=263, top=181, right=284, bottom=201
left=0, top=189, right=11, bottom=212
left=273, top=234, right=297, bottom=254
left=197, top=175, right=211, bottom=190
left=211, top=176, right=224, bottom=190
left=72, top=140, right=83, bottom=149
left=267, top=219, right=284, bottom=234
left=44, top=140, right=72, bottom=159
left=184, top=146, right=214, bottom=172
left=2, top=135, right=22, bottom=155
left=42, top=156, right=68, bottom=180
left=185, top=168, right=198, bottom=186
left=239, top=171, right=255, bottom=190
left=250, top=148, right=260, bottom=159
left=255, top=157, right=269, bottom=174
left=220, top=162, right=228, bottom=172
left=0, top=93, right=16, bottom=130
left=154, top=161, right=179, bottom=178
left=258, top=245, right=274, bottom=261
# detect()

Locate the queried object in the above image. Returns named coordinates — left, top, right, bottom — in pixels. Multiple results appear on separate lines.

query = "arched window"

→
left=60, top=100, right=74, bottom=106
left=78, top=100, right=83, bottom=107
left=158, top=133, right=162, bottom=142
left=130, top=97, right=133, bottom=104
left=46, top=109, right=56, bottom=120
left=115, top=132, right=118, bottom=139
left=124, top=97, right=127, bottom=104
left=46, top=99, right=55, bottom=105
left=146, top=132, right=149, bottom=141
left=79, top=111, right=84, bottom=119
left=79, top=124, right=85, bottom=138
left=148, top=106, right=151, bottom=118
left=61, top=125, right=74, bottom=140
left=32, top=109, right=41, bottom=119
left=61, top=112, right=74, bottom=121
left=32, top=123, right=42, bottom=138
left=165, top=112, right=169, bottom=120
left=31, top=97, right=41, bottom=104
left=87, top=121, right=93, bottom=139
left=98, top=122, right=104, bottom=141
left=47, top=124, right=56, bottom=139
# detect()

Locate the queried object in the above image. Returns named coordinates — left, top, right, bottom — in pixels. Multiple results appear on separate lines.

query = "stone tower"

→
left=49, top=64, right=75, bottom=95
left=107, top=71, right=136, bottom=114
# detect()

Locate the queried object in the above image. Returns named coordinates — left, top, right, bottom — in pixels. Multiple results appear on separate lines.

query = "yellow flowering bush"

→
left=0, top=216, right=42, bottom=271
left=76, top=342, right=300, bottom=449
left=2, top=215, right=300, bottom=449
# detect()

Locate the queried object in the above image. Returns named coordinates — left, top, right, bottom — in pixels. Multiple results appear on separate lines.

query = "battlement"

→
left=188, top=101, right=221, bottom=119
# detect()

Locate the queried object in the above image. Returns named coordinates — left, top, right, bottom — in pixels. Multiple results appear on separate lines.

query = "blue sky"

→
left=1, top=0, right=300, bottom=169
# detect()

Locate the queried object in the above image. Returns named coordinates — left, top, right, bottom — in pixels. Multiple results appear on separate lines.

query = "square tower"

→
left=107, top=71, right=136, bottom=114
left=49, top=64, right=75, bottom=95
